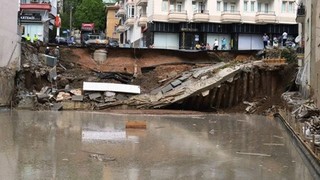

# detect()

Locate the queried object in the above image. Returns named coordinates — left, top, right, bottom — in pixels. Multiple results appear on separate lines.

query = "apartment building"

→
left=19, top=0, right=58, bottom=43
left=116, top=0, right=299, bottom=50
left=296, top=0, right=320, bottom=107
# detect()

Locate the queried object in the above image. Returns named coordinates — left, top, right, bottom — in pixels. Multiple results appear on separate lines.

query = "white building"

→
left=0, top=0, right=21, bottom=67
left=116, top=0, right=299, bottom=50
left=19, top=0, right=58, bottom=43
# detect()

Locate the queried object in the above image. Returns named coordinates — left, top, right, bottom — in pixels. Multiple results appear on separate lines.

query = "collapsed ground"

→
left=15, top=42, right=298, bottom=115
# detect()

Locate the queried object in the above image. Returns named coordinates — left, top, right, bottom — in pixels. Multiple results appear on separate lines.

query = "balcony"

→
left=124, top=17, right=135, bottom=27
left=20, top=2, right=51, bottom=11
left=193, top=10, right=209, bottom=22
left=168, top=10, right=188, bottom=22
left=296, top=4, right=306, bottom=23
left=138, top=15, right=148, bottom=27
left=136, top=0, right=148, bottom=6
left=221, top=11, right=241, bottom=23
left=116, top=25, right=126, bottom=33
left=255, top=11, right=276, bottom=24
left=116, top=8, right=126, bottom=17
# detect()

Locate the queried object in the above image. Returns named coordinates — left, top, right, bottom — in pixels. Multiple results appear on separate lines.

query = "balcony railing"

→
left=138, top=15, right=147, bottom=27
left=221, top=10, right=241, bottom=22
left=193, top=10, right=209, bottom=22
left=168, top=10, right=188, bottom=22
left=125, top=17, right=135, bottom=27
left=116, top=25, right=126, bottom=33
left=255, top=11, right=276, bottom=23
left=136, top=0, right=148, bottom=6
left=20, top=1, right=51, bottom=11
left=116, top=8, right=126, bottom=17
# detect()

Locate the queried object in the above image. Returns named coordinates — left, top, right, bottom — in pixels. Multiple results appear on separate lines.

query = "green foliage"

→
left=74, top=0, right=106, bottom=31
left=281, top=48, right=297, bottom=64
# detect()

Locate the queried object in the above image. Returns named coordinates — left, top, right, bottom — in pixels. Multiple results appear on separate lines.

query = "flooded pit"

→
left=0, top=110, right=316, bottom=179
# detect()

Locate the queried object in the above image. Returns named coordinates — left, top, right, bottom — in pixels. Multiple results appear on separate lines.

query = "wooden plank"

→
left=83, top=82, right=141, bottom=94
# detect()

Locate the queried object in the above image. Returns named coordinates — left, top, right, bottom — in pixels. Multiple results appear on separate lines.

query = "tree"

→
left=74, top=0, right=106, bottom=31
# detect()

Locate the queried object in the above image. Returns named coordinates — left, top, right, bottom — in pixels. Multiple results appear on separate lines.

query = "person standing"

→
left=25, top=34, right=31, bottom=42
left=213, top=39, right=219, bottom=50
left=45, top=47, right=50, bottom=55
left=262, top=33, right=269, bottom=48
left=33, top=34, right=39, bottom=43
left=282, top=31, right=288, bottom=47
left=54, top=46, right=60, bottom=61
left=206, top=43, right=211, bottom=50
left=221, top=37, right=227, bottom=50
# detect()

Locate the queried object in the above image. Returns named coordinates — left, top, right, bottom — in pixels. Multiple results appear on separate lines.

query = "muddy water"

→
left=0, top=110, right=315, bottom=180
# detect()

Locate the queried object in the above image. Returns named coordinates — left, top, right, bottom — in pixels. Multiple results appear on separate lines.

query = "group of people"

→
left=45, top=46, right=60, bottom=60
left=262, top=31, right=289, bottom=48
left=195, top=37, right=227, bottom=51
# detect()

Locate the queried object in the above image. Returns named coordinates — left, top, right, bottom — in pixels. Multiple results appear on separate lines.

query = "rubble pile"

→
left=282, top=92, right=320, bottom=146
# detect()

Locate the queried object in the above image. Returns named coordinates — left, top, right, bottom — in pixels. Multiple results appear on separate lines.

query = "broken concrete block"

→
left=89, top=93, right=101, bottom=100
left=56, top=92, right=72, bottom=102
left=105, top=97, right=116, bottom=102
left=36, top=93, right=50, bottom=101
left=179, top=74, right=191, bottom=82
left=70, top=89, right=82, bottom=96
left=116, top=94, right=128, bottom=101
left=45, top=55, right=57, bottom=67
left=61, top=101, right=91, bottom=110
left=51, top=103, right=63, bottom=111
left=171, top=79, right=182, bottom=87
left=104, top=91, right=116, bottom=97
left=72, top=95, right=84, bottom=101
left=161, top=84, right=173, bottom=94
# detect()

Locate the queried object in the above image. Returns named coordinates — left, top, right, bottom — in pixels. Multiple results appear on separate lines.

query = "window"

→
left=230, top=4, right=235, bottom=12
left=265, top=3, right=269, bottom=13
left=288, top=2, right=294, bottom=12
left=127, top=5, right=135, bottom=18
left=217, top=1, right=221, bottom=11
left=162, top=0, right=168, bottom=12
left=258, top=3, right=261, bottom=12
left=251, top=1, right=255, bottom=12
left=282, top=1, right=286, bottom=13
left=192, top=1, right=197, bottom=12
left=177, top=1, right=182, bottom=12
left=244, top=1, right=248, bottom=12
left=170, top=0, right=175, bottom=11
left=223, top=2, right=227, bottom=11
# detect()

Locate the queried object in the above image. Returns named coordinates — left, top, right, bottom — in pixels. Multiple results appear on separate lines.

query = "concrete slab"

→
left=171, top=79, right=182, bottom=87
left=89, top=93, right=102, bottom=100
left=72, top=95, right=84, bottom=101
left=161, top=84, right=173, bottom=94
left=83, top=82, right=141, bottom=94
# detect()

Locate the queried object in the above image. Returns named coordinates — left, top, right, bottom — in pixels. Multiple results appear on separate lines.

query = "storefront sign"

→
left=180, top=28, right=198, bottom=32
left=20, top=14, right=41, bottom=22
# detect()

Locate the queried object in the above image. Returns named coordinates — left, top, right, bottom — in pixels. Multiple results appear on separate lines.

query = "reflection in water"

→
left=0, top=110, right=316, bottom=180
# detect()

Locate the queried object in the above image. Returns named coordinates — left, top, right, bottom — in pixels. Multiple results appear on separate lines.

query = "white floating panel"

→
left=83, top=82, right=141, bottom=94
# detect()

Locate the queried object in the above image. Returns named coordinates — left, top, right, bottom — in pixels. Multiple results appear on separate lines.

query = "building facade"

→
left=19, top=0, right=58, bottom=43
left=116, top=0, right=299, bottom=50
left=296, top=0, right=320, bottom=107
left=106, top=3, right=121, bottom=41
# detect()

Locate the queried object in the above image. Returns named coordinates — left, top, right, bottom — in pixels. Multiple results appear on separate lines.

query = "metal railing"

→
left=169, top=10, right=187, bottom=14
left=193, top=10, right=209, bottom=14
left=256, top=11, right=275, bottom=15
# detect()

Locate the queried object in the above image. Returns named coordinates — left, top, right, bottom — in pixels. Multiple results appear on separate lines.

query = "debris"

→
left=83, top=82, right=141, bottom=94
left=56, top=92, right=72, bottom=101
left=72, top=95, right=84, bottom=101
left=89, top=93, right=102, bottom=100
left=51, top=103, right=63, bottom=111
left=125, top=121, right=147, bottom=129
left=236, top=152, right=271, bottom=157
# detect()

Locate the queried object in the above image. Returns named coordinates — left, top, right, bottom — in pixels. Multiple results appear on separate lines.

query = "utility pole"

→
left=69, top=6, right=73, bottom=31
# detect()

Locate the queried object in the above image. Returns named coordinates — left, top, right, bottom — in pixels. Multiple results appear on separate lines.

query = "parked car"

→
left=84, top=34, right=108, bottom=47
left=55, top=36, right=67, bottom=45
left=108, top=39, right=119, bottom=48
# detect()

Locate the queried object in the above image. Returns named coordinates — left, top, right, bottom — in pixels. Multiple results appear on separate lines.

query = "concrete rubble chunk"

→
left=178, top=74, right=191, bottom=82
left=161, top=84, right=173, bottom=94
left=201, top=90, right=210, bottom=97
left=45, top=55, right=57, bottom=67
left=36, top=93, right=50, bottom=100
left=51, top=103, right=63, bottom=111
left=48, top=66, right=57, bottom=82
left=72, top=95, right=84, bottom=101
left=56, top=92, right=72, bottom=102
left=116, top=94, right=128, bottom=101
left=89, top=93, right=102, bottom=100
left=104, top=91, right=116, bottom=97
left=70, top=89, right=82, bottom=96
left=171, top=79, right=182, bottom=87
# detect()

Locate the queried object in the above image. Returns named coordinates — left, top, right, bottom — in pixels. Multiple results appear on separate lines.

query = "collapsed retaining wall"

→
left=168, top=65, right=286, bottom=111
